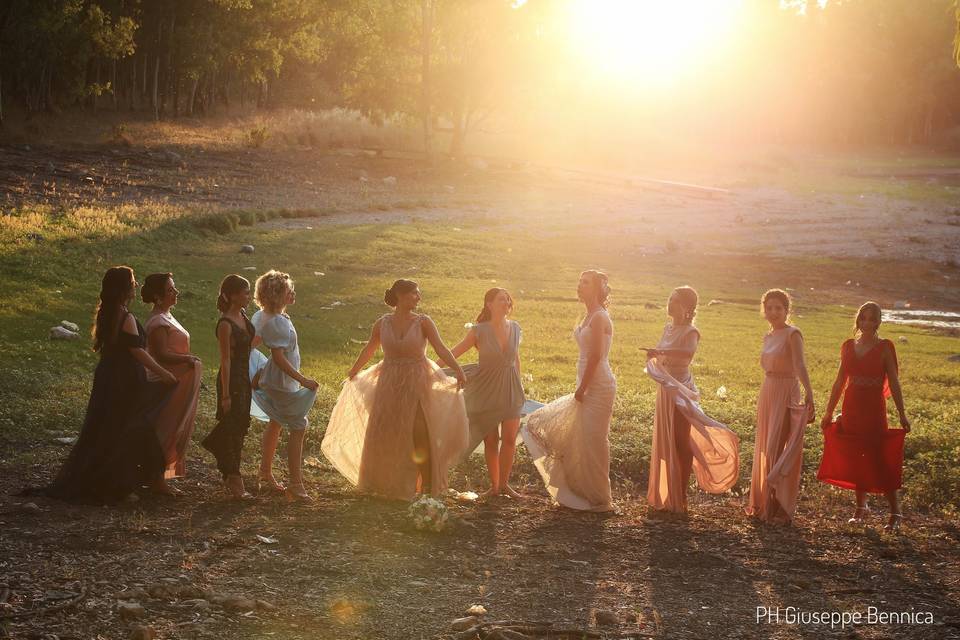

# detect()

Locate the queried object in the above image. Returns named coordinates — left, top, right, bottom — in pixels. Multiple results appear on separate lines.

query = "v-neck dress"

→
left=817, top=339, right=905, bottom=493
left=459, top=320, right=526, bottom=452
left=322, top=314, right=469, bottom=500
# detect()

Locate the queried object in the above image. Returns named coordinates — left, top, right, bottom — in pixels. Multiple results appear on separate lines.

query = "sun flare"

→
left=566, top=0, right=742, bottom=85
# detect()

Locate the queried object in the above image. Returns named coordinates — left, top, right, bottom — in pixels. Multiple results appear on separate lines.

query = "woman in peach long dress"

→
left=142, top=273, right=202, bottom=493
left=746, top=289, right=815, bottom=524
left=322, top=279, right=468, bottom=500
left=646, top=286, right=739, bottom=513
left=818, top=301, right=910, bottom=531
left=522, top=270, right=616, bottom=512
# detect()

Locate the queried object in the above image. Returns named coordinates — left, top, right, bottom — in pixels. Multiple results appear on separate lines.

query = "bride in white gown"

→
left=522, top=270, right=616, bottom=512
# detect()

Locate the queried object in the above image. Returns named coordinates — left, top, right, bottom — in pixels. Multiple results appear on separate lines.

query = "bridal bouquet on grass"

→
left=408, top=495, right=450, bottom=532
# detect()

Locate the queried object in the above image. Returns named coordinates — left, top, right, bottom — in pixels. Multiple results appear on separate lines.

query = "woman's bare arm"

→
left=789, top=330, right=816, bottom=423
left=883, top=343, right=910, bottom=431
left=348, top=319, right=382, bottom=379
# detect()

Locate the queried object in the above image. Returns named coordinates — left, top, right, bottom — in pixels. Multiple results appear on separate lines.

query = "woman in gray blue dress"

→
left=448, top=288, right=526, bottom=497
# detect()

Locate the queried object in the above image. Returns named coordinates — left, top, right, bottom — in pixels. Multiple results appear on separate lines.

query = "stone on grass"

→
left=20, top=502, right=41, bottom=513
left=60, top=320, right=80, bottom=332
left=239, top=245, right=255, bottom=254
left=255, top=599, right=277, bottom=612
left=222, top=596, right=256, bottom=612
left=464, top=604, right=487, bottom=616
left=451, top=616, right=478, bottom=631
left=50, top=326, right=80, bottom=340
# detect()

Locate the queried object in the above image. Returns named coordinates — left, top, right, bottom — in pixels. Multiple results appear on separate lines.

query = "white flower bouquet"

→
left=408, top=495, right=450, bottom=532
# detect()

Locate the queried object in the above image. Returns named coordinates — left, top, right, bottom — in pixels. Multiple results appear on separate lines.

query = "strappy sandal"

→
left=884, top=513, right=903, bottom=532
left=284, top=483, right=312, bottom=503
left=257, top=474, right=286, bottom=495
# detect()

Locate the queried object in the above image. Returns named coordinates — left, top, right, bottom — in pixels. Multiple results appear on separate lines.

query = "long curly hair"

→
left=92, top=266, right=135, bottom=352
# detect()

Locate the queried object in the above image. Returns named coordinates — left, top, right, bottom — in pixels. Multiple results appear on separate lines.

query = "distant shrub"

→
left=247, top=126, right=269, bottom=148
left=192, top=212, right=238, bottom=234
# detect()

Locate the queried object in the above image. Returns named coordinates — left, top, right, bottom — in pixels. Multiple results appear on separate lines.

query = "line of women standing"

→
left=33, top=266, right=911, bottom=533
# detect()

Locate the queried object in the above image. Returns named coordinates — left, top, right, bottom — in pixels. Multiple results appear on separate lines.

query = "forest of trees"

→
left=2, top=0, right=960, bottom=153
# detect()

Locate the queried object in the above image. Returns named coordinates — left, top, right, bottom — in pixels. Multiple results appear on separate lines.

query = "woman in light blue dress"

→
left=250, top=270, right=318, bottom=502
left=448, top=288, right=526, bottom=498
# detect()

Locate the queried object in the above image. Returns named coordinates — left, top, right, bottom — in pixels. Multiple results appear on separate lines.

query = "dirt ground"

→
left=3, top=457, right=960, bottom=640
left=2, top=141, right=960, bottom=639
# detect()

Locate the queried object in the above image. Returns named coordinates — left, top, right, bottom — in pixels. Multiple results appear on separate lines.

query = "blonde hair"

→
left=673, top=285, right=698, bottom=324
left=854, top=301, right=882, bottom=337
left=254, top=270, right=293, bottom=312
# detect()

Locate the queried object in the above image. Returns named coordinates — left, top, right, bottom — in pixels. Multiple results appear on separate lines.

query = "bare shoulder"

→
left=121, top=312, right=138, bottom=335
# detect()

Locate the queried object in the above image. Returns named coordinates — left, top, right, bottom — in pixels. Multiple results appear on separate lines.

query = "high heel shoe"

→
left=284, top=483, right=312, bottom=503
left=257, top=474, right=285, bottom=495
left=847, top=505, right=871, bottom=523
left=884, top=513, right=903, bottom=532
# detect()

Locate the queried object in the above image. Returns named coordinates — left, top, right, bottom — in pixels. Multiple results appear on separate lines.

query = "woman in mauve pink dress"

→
left=746, top=289, right=815, bottom=524
left=142, top=273, right=202, bottom=495
left=646, top=286, right=739, bottom=513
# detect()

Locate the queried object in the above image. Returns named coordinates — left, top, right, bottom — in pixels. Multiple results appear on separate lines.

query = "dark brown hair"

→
left=217, top=274, right=250, bottom=313
left=761, top=288, right=791, bottom=318
left=581, top=270, right=610, bottom=308
left=476, top=288, right=513, bottom=323
left=141, top=272, right=173, bottom=304
left=384, top=279, right=418, bottom=307
left=92, top=266, right=135, bottom=352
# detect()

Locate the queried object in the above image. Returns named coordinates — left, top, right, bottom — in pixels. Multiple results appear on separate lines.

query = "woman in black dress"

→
left=29, top=266, right=178, bottom=503
left=202, top=275, right=256, bottom=499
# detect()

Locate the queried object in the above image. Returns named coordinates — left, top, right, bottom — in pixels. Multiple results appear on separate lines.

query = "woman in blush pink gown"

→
left=522, top=270, right=616, bottom=512
left=322, top=279, right=468, bottom=501
left=646, top=286, right=739, bottom=513
left=746, top=289, right=815, bottom=524
left=142, top=273, right=202, bottom=494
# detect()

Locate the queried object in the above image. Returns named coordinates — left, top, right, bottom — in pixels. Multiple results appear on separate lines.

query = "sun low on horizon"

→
left=563, top=0, right=743, bottom=87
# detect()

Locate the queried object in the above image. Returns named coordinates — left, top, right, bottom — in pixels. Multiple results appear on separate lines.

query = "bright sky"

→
left=565, top=0, right=743, bottom=86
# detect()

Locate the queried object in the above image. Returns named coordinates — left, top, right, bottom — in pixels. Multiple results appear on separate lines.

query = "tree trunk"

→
left=111, top=59, right=118, bottom=110
left=187, top=75, right=199, bottom=116
left=152, top=54, right=160, bottom=120
left=420, top=0, right=434, bottom=161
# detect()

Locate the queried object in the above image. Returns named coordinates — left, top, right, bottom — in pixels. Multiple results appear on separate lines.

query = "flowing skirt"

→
left=521, top=378, right=616, bottom=512
left=154, top=360, right=202, bottom=478
left=646, top=360, right=739, bottom=512
left=817, top=418, right=905, bottom=493
left=747, top=376, right=807, bottom=521
left=322, top=358, right=468, bottom=501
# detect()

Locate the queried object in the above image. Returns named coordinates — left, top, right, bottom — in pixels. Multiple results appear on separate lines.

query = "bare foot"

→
left=500, top=484, right=523, bottom=499
left=480, top=487, right=500, bottom=499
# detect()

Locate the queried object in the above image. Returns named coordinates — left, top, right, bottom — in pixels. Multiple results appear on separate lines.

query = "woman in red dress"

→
left=818, top=302, right=911, bottom=531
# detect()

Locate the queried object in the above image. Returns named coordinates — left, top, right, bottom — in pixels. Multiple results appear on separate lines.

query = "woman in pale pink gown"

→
left=746, top=289, right=815, bottom=524
left=142, top=273, right=202, bottom=494
left=322, top=280, right=468, bottom=500
left=646, top=286, right=739, bottom=513
left=522, top=270, right=616, bottom=512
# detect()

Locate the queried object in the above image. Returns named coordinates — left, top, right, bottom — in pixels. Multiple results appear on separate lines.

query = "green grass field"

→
left=2, top=202, right=958, bottom=513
